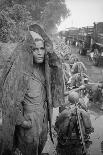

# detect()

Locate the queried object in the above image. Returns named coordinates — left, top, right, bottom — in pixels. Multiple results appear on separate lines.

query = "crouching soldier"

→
left=55, top=91, right=94, bottom=146
left=71, top=61, right=87, bottom=75
left=87, top=82, right=103, bottom=109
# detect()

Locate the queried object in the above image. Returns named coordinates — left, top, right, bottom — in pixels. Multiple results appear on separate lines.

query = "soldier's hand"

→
left=22, top=120, right=32, bottom=128
left=79, top=85, right=86, bottom=90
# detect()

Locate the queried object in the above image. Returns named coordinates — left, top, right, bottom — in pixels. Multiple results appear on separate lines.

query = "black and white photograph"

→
left=0, top=0, right=103, bottom=155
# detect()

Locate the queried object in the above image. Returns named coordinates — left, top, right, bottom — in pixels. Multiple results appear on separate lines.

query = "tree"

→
left=41, top=0, right=70, bottom=33
left=0, top=0, right=13, bottom=10
left=0, top=0, right=70, bottom=37
left=0, top=4, right=32, bottom=42
left=0, top=0, right=49, bottom=21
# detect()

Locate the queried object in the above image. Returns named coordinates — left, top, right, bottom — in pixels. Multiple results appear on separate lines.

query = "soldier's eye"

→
left=40, top=47, right=45, bottom=50
left=34, top=48, right=38, bottom=51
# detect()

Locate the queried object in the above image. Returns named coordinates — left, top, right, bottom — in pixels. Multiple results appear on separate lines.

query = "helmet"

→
left=68, top=91, right=79, bottom=104
left=83, top=78, right=89, bottom=84
left=69, top=54, right=79, bottom=65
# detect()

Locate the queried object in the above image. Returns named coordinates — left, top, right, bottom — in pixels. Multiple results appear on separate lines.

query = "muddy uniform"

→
left=71, top=62, right=87, bottom=75
left=62, top=62, right=71, bottom=83
left=16, top=65, right=48, bottom=155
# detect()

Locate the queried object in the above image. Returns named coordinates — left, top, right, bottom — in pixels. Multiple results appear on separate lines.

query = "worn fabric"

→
left=69, top=73, right=88, bottom=88
left=69, top=54, right=79, bottom=65
left=49, top=52, right=64, bottom=107
left=62, top=63, right=70, bottom=106
left=30, top=31, right=44, bottom=41
left=62, top=62, right=71, bottom=83
left=69, top=73, right=82, bottom=88
left=29, top=24, right=64, bottom=108
left=71, top=61, right=87, bottom=74
left=15, top=65, right=48, bottom=155
left=0, top=24, right=64, bottom=154
left=55, top=106, right=93, bottom=137
left=0, top=44, right=29, bottom=151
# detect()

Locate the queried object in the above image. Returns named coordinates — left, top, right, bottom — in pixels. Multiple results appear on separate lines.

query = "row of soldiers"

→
left=54, top=48, right=103, bottom=148
left=0, top=25, right=103, bottom=155
left=62, top=51, right=103, bottom=108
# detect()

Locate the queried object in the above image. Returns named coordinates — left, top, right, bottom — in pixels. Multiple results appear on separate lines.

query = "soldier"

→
left=71, top=61, right=87, bottom=75
left=68, top=73, right=88, bottom=89
left=55, top=91, right=94, bottom=145
left=69, top=54, right=79, bottom=68
left=62, top=62, right=71, bottom=85
left=0, top=24, right=64, bottom=155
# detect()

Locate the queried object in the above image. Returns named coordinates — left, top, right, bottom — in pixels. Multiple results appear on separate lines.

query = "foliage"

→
left=0, top=0, right=49, bottom=21
left=6, top=4, right=32, bottom=24
left=0, top=4, right=32, bottom=42
left=41, top=0, right=70, bottom=33
left=0, top=0, right=13, bottom=10
left=0, top=0, right=70, bottom=41
left=0, top=11, right=11, bottom=42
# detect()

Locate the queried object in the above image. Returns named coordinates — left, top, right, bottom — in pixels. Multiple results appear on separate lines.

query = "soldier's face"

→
left=32, top=40, right=45, bottom=63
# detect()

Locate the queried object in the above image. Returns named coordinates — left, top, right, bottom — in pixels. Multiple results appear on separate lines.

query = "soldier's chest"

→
left=27, top=67, right=46, bottom=96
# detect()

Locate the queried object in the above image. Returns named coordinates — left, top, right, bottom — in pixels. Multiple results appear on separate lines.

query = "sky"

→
left=58, top=0, right=103, bottom=31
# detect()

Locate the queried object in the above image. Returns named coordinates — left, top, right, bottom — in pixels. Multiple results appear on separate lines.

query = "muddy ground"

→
left=43, top=46, right=103, bottom=155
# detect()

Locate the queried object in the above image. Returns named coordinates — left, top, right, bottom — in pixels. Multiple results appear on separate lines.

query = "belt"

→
left=23, top=102, right=47, bottom=112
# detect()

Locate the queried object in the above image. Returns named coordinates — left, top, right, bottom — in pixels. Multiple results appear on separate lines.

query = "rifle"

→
left=64, top=85, right=86, bottom=97
left=75, top=101, right=87, bottom=155
left=65, top=80, right=103, bottom=97
left=64, top=85, right=89, bottom=154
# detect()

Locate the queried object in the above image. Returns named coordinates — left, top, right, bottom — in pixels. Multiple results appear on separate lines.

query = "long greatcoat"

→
left=0, top=24, right=64, bottom=154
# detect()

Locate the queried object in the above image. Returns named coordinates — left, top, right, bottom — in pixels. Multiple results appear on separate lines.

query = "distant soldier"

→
left=69, top=54, right=79, bottom=68
left=62, top=62, right=71, bottom=83
left=68, top=73, right=88, bottom=88
left=71, top=61, right=87, bottom=75
left=55, top=91, right=94, bottom=143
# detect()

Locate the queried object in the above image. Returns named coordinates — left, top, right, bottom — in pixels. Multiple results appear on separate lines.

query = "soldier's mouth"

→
left=37, top=57, right=44, bottom=60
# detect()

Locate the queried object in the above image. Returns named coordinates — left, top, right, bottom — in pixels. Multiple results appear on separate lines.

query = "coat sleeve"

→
left=49, top=52, right=65, bottom=108
left=15, top=73, right=28, bottom=125
left=0, top=45, right=29, bottom=151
